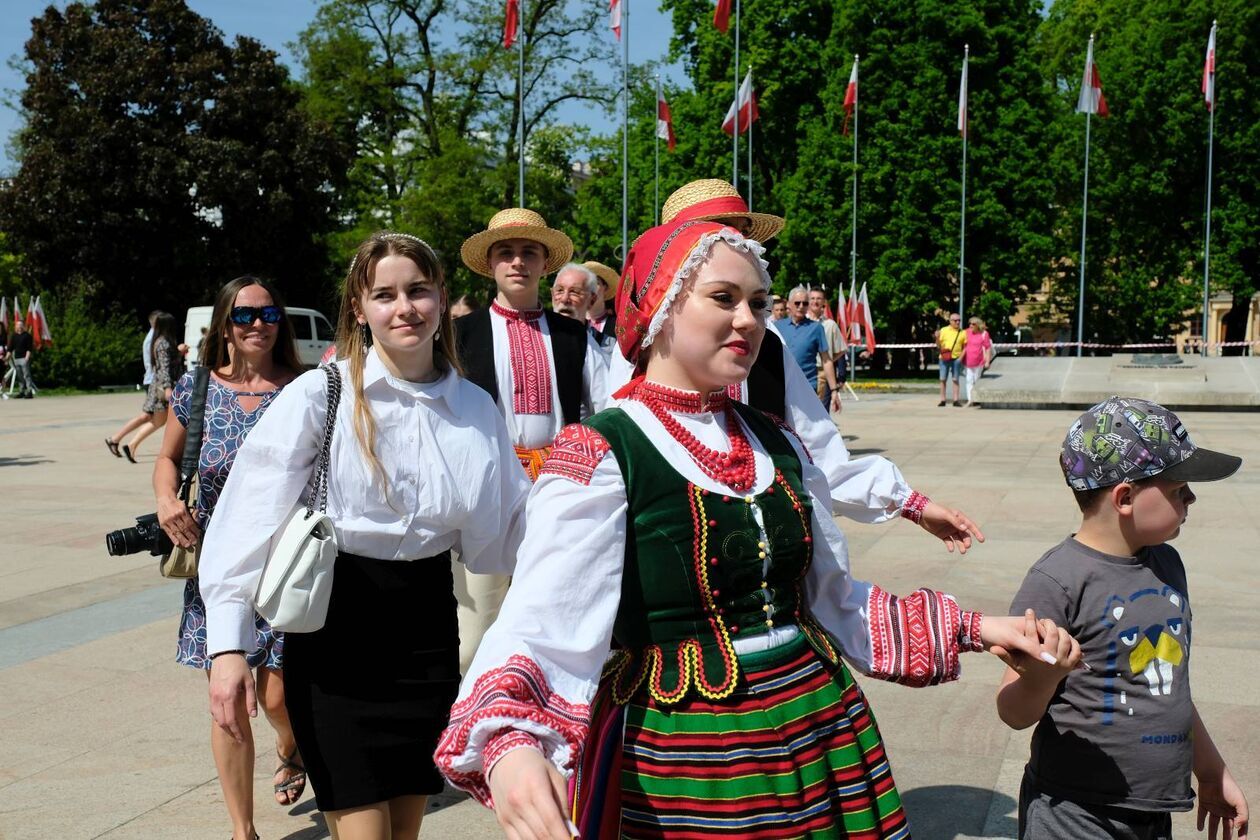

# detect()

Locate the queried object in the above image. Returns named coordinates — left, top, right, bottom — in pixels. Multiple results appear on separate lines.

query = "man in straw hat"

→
left=583, top=259, right=620, bottom=344
left=456, top=208, right=609, bottom=482
left=654, top=179, right=984, bottom=549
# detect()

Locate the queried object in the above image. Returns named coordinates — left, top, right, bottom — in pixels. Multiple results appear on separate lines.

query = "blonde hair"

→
left=336, top=232, right=461, bottom=493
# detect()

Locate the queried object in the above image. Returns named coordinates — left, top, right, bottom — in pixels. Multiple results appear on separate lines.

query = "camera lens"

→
left=105, top=527, right=143, bottom=556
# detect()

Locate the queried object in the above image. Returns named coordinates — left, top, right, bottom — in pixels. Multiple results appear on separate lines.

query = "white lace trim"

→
left=641, top=230, right=772, bottom=351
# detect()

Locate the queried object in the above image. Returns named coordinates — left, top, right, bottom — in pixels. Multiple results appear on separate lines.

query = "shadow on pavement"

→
left=0, top=454, right=53, bottom=466
left=274, top=785, right=472, bottom=840
left=902, top=785, right=1017, bottom=839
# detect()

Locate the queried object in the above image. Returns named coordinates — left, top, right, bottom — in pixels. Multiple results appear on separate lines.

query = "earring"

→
left=361, top=322, right=372, bottom=347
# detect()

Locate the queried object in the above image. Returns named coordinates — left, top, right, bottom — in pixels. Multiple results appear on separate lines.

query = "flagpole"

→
left=1201, top=21, right=1216, bottom=358
left=732, top=0, right=741, bottom=190
left=654, top=73, right=661, bottom=225
left=747, top=70, right=754, bottom=212
left=959, top=45, right=968, bottom=322
left=517, top=0, right=525, bottom=205
left=849, top=55, right=859, bottom=382
left=621, top=0, right=629, bottom=258
left=1077, top=106, right=1091, bottom=358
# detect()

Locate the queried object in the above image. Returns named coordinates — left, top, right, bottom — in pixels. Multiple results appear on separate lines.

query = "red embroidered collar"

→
left=632, top=380, right=729, bottom=415
left=491, top=300, right=543, bottom=321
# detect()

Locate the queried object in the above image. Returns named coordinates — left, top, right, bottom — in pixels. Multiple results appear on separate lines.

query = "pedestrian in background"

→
left=110, top=312, right=179, bottom=461
left=8, top=318, right=35, bottom=398
left=154, top=276, right=305, bottom=840
left=962, top=316, right=993, bottom=407
left=776, top=285, right=841, bottom=414
left=935, top=312, right=966, bottom=407
left=449, top=293, right=478, bottom=320
left=808, top=287, right=847, bottom=407
left=107, top=311, right=163, bottom=456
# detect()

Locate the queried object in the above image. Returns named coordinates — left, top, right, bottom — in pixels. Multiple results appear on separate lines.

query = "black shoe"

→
left=953, top=400, right=962, bottom=407
left=937, top=400, right=946, bottom=407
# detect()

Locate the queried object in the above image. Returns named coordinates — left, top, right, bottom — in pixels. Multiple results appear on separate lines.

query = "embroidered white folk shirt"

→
left=489, top=305, right=610, bottom=450
left=198, top=350, right=532, bottom=656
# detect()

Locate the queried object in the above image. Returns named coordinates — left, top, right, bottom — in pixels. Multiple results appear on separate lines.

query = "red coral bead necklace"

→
left=634, top=381, right=756, bottom=492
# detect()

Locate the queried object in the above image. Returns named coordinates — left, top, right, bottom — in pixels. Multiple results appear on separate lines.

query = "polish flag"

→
left=502, top=0, right=519, bottom=49
left=1076, top=36, right=1109, bottom=117
left=0, top=298, right=7, bottom=333
left=11, top=297, right=19, bottom=331
left=851, top=283, right=876, bottom=354
left=846, top=279, right=859, bottom=342
left=722, top=70, right=758, bottom=135
left=1202, top=21, right=1216, bottom=111
left=843, top=57, right=858, bottom=135
left=957, top=49, right=969, bottom=137
left=26, top=297, right=42, bottom=350
left=657, top=90, right=676, bottom=151
left=35, top=297, right=52, bottom=346
left=610, top=0, right=621, bottom=40
left=834, top=285, right=850, bottom=340
left=714, top=0, right=731, bottom=34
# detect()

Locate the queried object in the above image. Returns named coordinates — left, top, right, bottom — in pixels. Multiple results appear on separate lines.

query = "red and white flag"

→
left=610, top=0, right=621, bottom=40
left=34, top=296, right=52, bottom=346
left=11, top=297, right=18, bottom=331
left=26, top=297, right=41, bottom=350
left=722, top=70, right=758, bottom=135
left=502, top=0, right=519, bottom=49
left=851, top=283, right=876, bottom=354
left=1202, top=21, right=1217, bottom=111
left=1076, top=36, right=1109, bottom=116
left=845, top=278, right=859, bottom=342
left=834, top=285, right=850, bottom=339
left=0, top=298, right=7, bottom=332
left=957, top=48, right=969, bottom=137
left=657, top=90, right=676, bottom=151
left=713, top=0, right=731, bottom=34
left=843, top=57, right=858, bottom=135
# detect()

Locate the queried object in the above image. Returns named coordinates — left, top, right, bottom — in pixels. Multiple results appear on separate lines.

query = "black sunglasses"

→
left=230, top=305, right=284, bottom=326
left=791, top=301, right=808, bottom=307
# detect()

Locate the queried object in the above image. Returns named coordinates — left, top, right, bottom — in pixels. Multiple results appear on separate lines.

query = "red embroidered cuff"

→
left=959, top=611, right=985, bottom=653
left=901, top=490, right=930, bottom=524
left=484, top=728, right=544, bottom=777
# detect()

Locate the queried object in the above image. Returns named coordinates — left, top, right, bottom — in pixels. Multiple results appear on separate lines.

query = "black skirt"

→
left=283, top=550, right=459, bottom=812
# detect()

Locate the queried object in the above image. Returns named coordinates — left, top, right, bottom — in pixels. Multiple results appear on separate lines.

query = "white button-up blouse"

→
left=198, top=349, right=532, bottom=656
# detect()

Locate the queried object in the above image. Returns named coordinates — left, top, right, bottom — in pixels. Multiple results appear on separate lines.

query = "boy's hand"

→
left=983, top=609, right=1082, bottom=676
left=1197, top=765, right=1248, bottom=840
left=918, top=501, right=985, bottom=554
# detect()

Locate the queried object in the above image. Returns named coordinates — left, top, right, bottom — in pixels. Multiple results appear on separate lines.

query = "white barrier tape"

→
left=867, top=340, right=1260, bottom=351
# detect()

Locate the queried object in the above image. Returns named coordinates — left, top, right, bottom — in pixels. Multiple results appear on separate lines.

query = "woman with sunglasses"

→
left=154, top=276, right=306, bottom=840
left=198, top=233, right=530, bottom=839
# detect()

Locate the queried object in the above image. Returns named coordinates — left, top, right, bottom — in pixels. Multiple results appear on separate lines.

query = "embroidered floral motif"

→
left=493, top=301, right=552, bottom=415
left=435, top=655, right=591, bottom=807
left=539, top=424, right=612, bottom=485
left=867, top=586, right=977, bottom=687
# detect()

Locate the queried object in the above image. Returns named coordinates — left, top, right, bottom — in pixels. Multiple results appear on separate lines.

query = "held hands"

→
left=1197, top=765, right=1249, bottom=840
left=489, top=746, right=575, bottom=840
left=157, top=494, right=201, bottom=549
left=208, top=653, right=256, bottom=743
left=982, top=609, right=1082, bottom=676
left=918, top=501, right=986, bottom=554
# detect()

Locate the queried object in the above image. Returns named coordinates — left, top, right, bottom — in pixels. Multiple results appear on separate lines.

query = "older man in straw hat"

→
left=583, top=259, right=620, bottom=343
left=651, top=179, right=985, bottom=552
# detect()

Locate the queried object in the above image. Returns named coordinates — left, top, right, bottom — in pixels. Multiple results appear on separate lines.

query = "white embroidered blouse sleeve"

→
left=583, top=333, right=611, bottom=414
left=197, top=368, right=327, bottom=655
left=780, top=348, right=913, bottom=523
left=436, top=427, right=626, bottom=807
left=456, top=400, right=532, bottom=576
left=783, top=433, right=985, bottom=688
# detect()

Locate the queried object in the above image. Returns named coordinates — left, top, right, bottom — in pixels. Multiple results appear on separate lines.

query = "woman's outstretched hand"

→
left=982, top=609, right=1082, bottom=675
left=918, top=501, right=985, bottom=554
left=488, top=745, right=575, bottom=840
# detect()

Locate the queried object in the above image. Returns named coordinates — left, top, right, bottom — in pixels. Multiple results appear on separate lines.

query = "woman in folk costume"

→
left=435, top=219, right=1071, bottom=839
left=200, top=232, right=530, bottom=839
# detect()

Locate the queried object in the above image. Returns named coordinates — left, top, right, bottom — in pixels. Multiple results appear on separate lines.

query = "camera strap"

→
left=178, top=366, right=212, bottom=504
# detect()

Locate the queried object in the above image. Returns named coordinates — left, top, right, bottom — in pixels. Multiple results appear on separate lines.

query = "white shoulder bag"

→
left=255, top=364, right=342, bottom=633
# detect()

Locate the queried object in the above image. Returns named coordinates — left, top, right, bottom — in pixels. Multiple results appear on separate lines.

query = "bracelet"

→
left=900, top=490, right=930, bottom=524
left=209, top=649, right=245, bottom=661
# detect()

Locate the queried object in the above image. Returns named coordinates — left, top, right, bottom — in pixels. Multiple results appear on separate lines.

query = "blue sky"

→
left=0, top=0, right=687, bottom=175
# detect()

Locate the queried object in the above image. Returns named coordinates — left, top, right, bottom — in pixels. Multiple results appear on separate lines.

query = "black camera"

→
left=105, top=513, right=173, bottom=557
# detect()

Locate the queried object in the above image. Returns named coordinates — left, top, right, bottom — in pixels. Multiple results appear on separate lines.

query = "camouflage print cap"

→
left=1060, top=396, right=1241, bottom=491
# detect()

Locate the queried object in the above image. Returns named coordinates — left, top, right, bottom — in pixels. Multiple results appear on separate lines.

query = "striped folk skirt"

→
left=576, top=634, right=909, bottom=839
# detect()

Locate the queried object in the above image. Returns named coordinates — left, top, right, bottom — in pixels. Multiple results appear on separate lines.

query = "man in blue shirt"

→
left=776, top=286, right=841, bottom=413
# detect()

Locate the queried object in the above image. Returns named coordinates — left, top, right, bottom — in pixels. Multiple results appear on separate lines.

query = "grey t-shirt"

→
left=1010, top=537, right=1195, bottom=812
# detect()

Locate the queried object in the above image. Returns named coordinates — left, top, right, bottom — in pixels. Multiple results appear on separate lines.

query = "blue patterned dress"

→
left=173, top=372, right=287, bottom=670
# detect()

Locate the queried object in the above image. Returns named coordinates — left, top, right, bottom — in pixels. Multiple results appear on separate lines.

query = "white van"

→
left=183, top=306, right=335, bottom=369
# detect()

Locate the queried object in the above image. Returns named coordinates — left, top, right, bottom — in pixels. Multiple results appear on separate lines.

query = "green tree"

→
left=1038, top=0, right=1260, bottom=348
left=0, top=0, right=348, bottom=321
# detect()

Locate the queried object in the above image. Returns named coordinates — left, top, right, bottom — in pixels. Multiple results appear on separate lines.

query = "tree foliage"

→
left=0, top=0, right=348, bottom=322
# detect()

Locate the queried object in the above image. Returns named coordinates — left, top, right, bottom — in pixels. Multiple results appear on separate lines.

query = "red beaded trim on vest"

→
left=901, top=490, right=930, bottom=524
left=539, top=424, right=612, bottom=485
left=491, top=300, right=553, bottom=416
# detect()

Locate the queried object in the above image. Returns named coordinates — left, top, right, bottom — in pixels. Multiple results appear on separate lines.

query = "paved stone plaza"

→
left=2, top=383, right=1257, bottom=839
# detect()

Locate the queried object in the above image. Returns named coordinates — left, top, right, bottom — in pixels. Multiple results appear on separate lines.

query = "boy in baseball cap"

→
left=998, top=397, right=1246, bottom=839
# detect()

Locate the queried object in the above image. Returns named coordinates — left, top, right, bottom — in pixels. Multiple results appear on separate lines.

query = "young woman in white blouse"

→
left=435, top=219, right=1079, bottom=839
left=199, top=232, right=530, bottom=839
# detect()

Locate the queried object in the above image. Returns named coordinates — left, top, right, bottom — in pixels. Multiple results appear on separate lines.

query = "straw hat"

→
left=583, top=260, right=621, bottom=299
left=660, top=179, right=785, bottom=242
left=460, top=208, right=575, bottom=278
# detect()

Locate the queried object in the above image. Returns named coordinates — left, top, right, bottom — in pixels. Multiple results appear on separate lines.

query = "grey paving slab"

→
left=0, top=390, right=1257, bottom=839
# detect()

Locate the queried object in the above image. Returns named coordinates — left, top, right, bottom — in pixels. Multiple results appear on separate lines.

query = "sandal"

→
left=273, top=748, right=306, bottom=806
left=105, top=438, right=121, bottom=457
left=122, top=444, right=136, bottom=463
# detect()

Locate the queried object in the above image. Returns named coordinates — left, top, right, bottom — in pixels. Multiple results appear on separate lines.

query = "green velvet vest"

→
left=587, top=403, right=840, bottom=706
